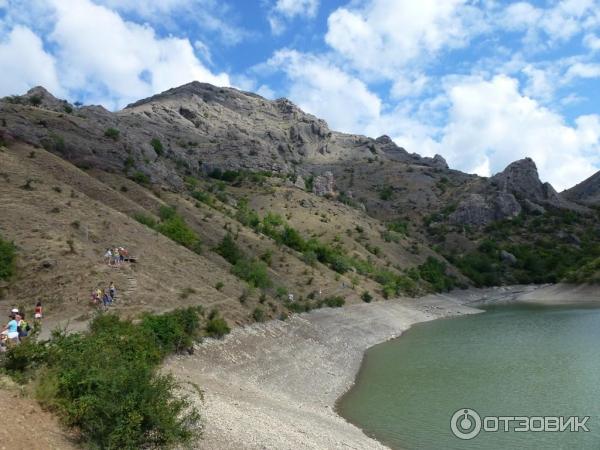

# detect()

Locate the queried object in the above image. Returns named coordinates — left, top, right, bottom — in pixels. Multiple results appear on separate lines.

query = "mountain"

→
left=563, top=170, right=600, bottom=206
left=1, top=82, right=599, bottom=330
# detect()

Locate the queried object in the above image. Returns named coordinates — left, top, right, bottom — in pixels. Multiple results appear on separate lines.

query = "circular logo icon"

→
left=450, top=408, right=482, bottom=440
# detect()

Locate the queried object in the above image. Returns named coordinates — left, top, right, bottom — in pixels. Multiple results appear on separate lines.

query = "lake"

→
left=337, top=303, right=600, bottom=449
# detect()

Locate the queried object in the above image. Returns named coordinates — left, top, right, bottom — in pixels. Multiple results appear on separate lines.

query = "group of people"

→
left=0, top=302, right=42, bottom=351
left=104, top=247, right=130, bottom=267
left=91, top=282, right=117, bottom=308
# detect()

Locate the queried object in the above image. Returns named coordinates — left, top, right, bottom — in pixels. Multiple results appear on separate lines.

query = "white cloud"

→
left=324, top=0, right=486, bottom=79
left=268, top=0, right=319, bottom=34
left=501, top=0, right=600, bottom=47
left=0, top=25, right=62, bottom=97
left=39, top=0, right=229, bottom=108
left=274, top=0, right=319, bottom=18
left=438, top=75, right=599, bottom=190
left=265, top=50, right=381, bottom=133
left=96, top=0, right=248, bottom=45
left=565, top=62, right=600, bottom=80
left=584, top=33, right=600, bottom=50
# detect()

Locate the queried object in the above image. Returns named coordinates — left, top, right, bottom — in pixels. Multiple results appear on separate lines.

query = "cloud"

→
left=268, top=0, right=320, bottom=35
left=584, top=33, right=600, bottom=50
left=438, top=75, right=600, bottom=190
left=324, top=0, right=486, bottom=79
left=0, top=25, right=62, bottom=97
left=95, top=0, right=249, bottom=45
left=273, top=0, right=319, bottom=18
left=565, top=62, right=600, bottom=80
left=0, top=0, right=230, bottom=109
left=264, top=49, right=381, bottom=133
left=501, top=0, right=600, bottom=48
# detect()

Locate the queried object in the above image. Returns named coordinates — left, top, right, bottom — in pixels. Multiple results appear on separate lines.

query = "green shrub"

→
left=232, top=258, right=271, bottom=288
left=319, top=296, right=345, bottom=308
left=418, top=257, right=455, bottom=292
left=130, top=171, right=150, bottom=185
left=0, top=236, right=17, bottom=280
left=361, top=291, right=373, bottom=303
left=29, top=95, right=42, bottom=106
left=134, top=213, right=157, bottom=229
left=191, top=190, right=213, bottom=205
left=205, top=317, right=230, bottom=338
left=156, top=215, right=201, bottom=253
left=215, top=234, right=243, bottom=265
left=104, top=127, right=120, bottom=140
left=252, top=307, right=266, bottom=322
left=159, top=205, right=177, bottom=221
left=379, top=185, right=393, bottom=200
left=151, top=138, right=164, bottom=156
left=11, top=313, right=202, bottom=449
left=215, top=281, right=224, bottom=291
left=141, top=307, right=202, bottom=355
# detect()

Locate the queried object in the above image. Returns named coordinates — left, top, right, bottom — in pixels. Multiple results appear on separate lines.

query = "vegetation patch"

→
left=3, top=310, right=205, bottom=449
left=0, top=235, right=17, bottom=281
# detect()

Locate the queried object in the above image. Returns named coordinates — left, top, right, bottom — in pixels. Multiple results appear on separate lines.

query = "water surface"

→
left=337, top=303, right=600, bottom=449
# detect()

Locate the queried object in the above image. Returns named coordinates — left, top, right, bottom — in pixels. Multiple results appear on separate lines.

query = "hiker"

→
left=109, top=281, right=117, bottom=301
left=34, top=301, right=43, bottom=320
left=2, top=314, right=20, bottom=344
left=113, top=247, right=121, bottom=266
left=118, top=247, right=125, bottom=264
left=104, top=248, right=112, bottom=265
left=17, top=313, right=30, bottom=339
left=102, top=289, right=112, bottom=307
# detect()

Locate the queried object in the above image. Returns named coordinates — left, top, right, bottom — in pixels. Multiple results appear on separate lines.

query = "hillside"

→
left=1, top=83, right=599, bottom=332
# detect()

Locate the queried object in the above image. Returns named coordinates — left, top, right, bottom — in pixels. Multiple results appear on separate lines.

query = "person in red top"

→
left=34, top=301, right=43, bottom=320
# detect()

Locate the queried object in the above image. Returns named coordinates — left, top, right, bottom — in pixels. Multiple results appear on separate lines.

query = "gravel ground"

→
left=166, top=286, right=540, bottom=450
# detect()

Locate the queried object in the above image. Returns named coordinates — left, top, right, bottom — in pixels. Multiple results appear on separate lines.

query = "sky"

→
left=1, top=0, right=599, bottom=190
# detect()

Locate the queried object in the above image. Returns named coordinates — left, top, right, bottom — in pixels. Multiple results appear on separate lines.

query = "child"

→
left=104, top=248, right=112, bottom=265
left=109, top=282, right=117, bottom=301
left=34, top=301, right=43, bottom=320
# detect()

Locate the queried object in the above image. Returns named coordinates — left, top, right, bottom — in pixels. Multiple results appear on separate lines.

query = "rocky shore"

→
left=166, top=286, right=544, bottom=449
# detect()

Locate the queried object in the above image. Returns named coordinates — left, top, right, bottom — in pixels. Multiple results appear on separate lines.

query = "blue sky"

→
left=1, top=0, right=599, bottom=190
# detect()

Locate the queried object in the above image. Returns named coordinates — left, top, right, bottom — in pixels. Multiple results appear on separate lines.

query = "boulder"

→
left=500, top=250, right=517, bottom=265
left=449, top=192, right=521, bottom=226
left=313, top=171, right=335, bottom=197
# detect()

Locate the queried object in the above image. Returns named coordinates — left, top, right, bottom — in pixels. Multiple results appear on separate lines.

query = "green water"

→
left=337, top=303, right=600, bottom=450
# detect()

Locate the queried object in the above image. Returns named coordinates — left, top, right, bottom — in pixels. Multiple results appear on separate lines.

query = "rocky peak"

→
left=563, top=170, right=600, bottom=206
left=490, top=158, right=559, bottom=205
left=3, top=86, right=73, bottom=113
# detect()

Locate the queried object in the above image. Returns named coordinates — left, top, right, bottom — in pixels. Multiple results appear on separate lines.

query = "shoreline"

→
left=166, top=285, right=550, bottom=449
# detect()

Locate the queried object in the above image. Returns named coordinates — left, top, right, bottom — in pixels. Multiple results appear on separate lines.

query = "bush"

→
left=319, top=296, right=345, bottom=308
left=232, top=258, right=271, bottom=288
left=104, top=127, right=120, bottom=140
left=379, top=185, right=393, bottom=201
left=156, top=215, right=201, bottom=253
left=215, top=281, right=224, bottom=291
left=12, top=313, right=202, bottom=449
left=205, top=316, right=230, bottom=338
left=215, top=234, right=243, bottom=265
left=134, top=213, right=157, bottom=229
left=191, top=190, right=213, bottom=205
left=418, top=257, right=455, bottom=292
left=159, top=205, right=177, bottom=221
left=252, top=307, right=266, bottom=322
left=29, top=95, right=42, bottom=106
left=361, top=291, right=373, bottom=303
left=130, top=171, right=150, bottom=185
left=151, top=138, right=164, bottom=156
left=141, top=307, right=202, bottom=355
left=0, top=236, right=17, bottom=281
